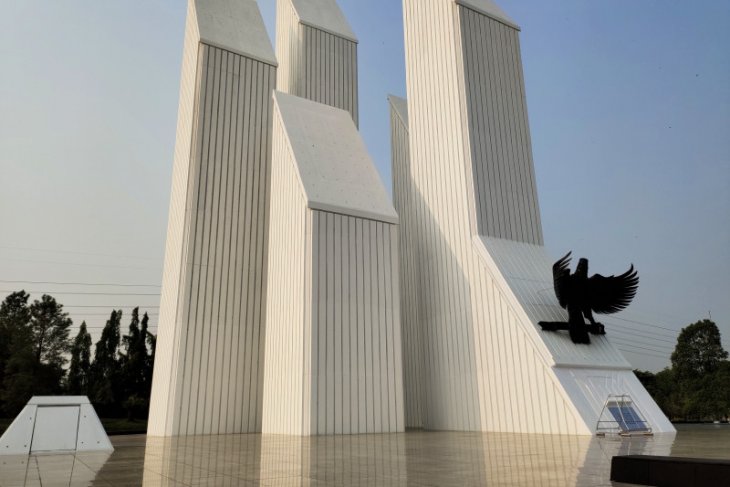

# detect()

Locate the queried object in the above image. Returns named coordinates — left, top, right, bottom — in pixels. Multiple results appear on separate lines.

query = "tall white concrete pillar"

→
left=149, top=0, right=277, bottom=436
left=396, top=0, right=673, bottom=434
left=276, top=0, right=359, bottom=123
left=262, top=92, right=404, bottom=436
left=388, top=96, right=424, bottom=429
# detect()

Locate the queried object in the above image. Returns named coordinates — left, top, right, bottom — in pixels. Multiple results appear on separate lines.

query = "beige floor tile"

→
left=1, top=426, right=728, bottom=486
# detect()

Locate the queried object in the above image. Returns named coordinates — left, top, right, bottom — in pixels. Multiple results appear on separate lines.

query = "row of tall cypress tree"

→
left=0, top=291, right=156, bottom=419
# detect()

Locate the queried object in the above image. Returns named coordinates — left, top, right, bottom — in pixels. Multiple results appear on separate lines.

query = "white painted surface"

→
left=149, top=0, right=202, bottom=438
left=395, top=0, right=671, bottom=434
left=0, top=405, right=37, bottom=455
left=76, top=404, right=115, bottom=452
left=459, top=6, right=542, bottom=244
left=149, top=0, right=277, bottom=436
left=273, top=91, right=397, bottom=224
left=30, top=407, right=79, bottom=453
left=455, top=0, right=519, bottom=30
left=276, top=0, right=359, bottom=123
left=195, top=0, right=277, bottom=65
left=554, top=368, right=675, bottom=433
left=475, top=236, right=633, bottom=368
left=27, top=396, right=90, bottom=406
left=263, top=92, right=404, bottom=436
left=0, top=397, right=112, bottom=455
left=389, top=95, right=423, bottom=429
left=290, top=0, right=357, bottom=42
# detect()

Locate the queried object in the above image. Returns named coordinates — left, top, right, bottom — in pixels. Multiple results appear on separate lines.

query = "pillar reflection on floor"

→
left=5, top=429, right=723, bottom=487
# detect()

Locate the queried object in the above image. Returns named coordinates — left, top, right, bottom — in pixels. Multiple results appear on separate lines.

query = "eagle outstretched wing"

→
left=552, top=252, right=572, bottom=309
left=587, top=265, right=639, bottom=314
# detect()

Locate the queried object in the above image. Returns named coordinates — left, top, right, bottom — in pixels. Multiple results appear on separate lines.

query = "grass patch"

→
left=100, top=418, right=148, bottom=435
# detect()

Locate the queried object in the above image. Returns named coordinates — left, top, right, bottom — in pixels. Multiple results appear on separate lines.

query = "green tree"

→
left=67, top=322, right=92, bottom=395
left=1, top=349, right=65, bottom=415
left=120, top=308, right=150, bottom=419
left=712, top=361, right=730, bottom=420
left=670, top=319, right=728, bottom=420
left=0, top=291, right=31, bottom=412
left=142, top=312, right=156, bottom=396
left=671, top=319, right=728, bottom=380
left=90, top=310, right=122, bottom=415
left=0, top=293, right=70, bottom=416
left=653, top=368, right=683, bottom=420
left=28, top=295, right=72, bottom=368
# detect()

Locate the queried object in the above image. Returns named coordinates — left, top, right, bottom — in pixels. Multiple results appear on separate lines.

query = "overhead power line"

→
left=607, top=324, right=677, bottom=344
left=611, top=339, right=671, bottom=357
left=0, top=256, right=159, bottom=271
left=608, top=334, right=674, bottom=353
left=68, top=312, right=159, bottom=316
left=0, top=244, right=159, bottom=261
left=617, top=348, right=670, bottom=361
left=64, top=305, right=161, bottom=309
left=613, top=316, right=680, bottom=333
left=0, top=290, right=161, bottom=296
left=0, top=280, right=160, bottom=287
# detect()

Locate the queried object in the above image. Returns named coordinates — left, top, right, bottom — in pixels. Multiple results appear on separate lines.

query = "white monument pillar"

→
left=262, top=92, right=404, bottom=436
left=149, top=0, right=277, bottom=436
left=388, top=96, right=425, bottom=429
left=396, top=0, right=673, bottom=434
left=262, top=0, right=404, bottom=436
left=275, top=0, right=359, bottom=123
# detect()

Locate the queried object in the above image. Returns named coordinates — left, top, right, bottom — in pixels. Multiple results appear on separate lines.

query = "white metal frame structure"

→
left=393, top=0, right=674, bottom=434
left=148, top=0, right=277, bottom=436
left=596, top=394, right=653, bottom=437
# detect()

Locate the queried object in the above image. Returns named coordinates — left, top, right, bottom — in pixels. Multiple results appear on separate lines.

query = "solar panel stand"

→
left=595, top=394, right=653, bottom=437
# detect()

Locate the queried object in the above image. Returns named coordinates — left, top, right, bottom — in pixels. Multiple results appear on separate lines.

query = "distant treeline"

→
left=635, top=319, right=729, bottom=422
left=1, top=289, right=728, bottom=424
left=0, top=291, right=156, bottom=419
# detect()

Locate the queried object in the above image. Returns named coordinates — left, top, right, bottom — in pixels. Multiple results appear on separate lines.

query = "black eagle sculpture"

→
left=538, top=252, right=639, bottom=344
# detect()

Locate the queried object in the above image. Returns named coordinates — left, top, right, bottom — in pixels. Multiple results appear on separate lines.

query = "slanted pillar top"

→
left=455, top=0, right=520, bottom=31
left=193, top=0, right=277, bottom=65
left=289, top=0, right=358, bottom=42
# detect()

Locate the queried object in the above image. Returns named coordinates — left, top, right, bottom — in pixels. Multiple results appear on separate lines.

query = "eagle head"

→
left=576, top=258, right=589, bottom=277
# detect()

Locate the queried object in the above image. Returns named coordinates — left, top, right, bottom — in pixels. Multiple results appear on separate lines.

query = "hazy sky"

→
left=0, top=0, right=728, bottom=372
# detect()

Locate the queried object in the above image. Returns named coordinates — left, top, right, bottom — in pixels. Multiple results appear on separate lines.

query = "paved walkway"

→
left=1, top=425, right=728, bottom=486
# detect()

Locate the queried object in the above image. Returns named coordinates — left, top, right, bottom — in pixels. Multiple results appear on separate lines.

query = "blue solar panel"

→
left=608, top=404, right=649, bottom=432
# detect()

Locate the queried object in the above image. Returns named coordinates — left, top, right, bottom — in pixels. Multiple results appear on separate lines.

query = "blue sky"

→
left=0, top=0, right=728, bottom=372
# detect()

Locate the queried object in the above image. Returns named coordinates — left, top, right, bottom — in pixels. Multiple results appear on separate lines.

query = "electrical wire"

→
left=0, top=280, right=160, bottom=287
left=0, top=257, right=159, bottom=271
left=0, top=290, right=160, bottom=297
left=0, top=244, right=159, bottom=261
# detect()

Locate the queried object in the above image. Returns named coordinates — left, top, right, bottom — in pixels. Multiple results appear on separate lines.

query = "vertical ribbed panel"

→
left=263, top=205, right=404, bottom=436
left=401, top=0, right=482, bottom=432
left=399, top=0, right=590, bottom=434
left=276, top=0, right=359, bottom=124
left=309, top=211, right=403, bottom=435
left=275, top=0, right=299, bottom=100
left=389, top=97, right=423, bottom=429
left=263, top=97, right=404, bottom=435
left=459, top=6, right=543, bottom=244
left=262, top=112, right=310, bottom=436
left=149, top=0, right=201, bottom=437
left=150, top=36, right=276, bottom=435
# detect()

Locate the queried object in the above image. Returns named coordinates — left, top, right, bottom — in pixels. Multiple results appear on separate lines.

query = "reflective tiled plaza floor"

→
left=1, top=425, right=728, bottom=486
